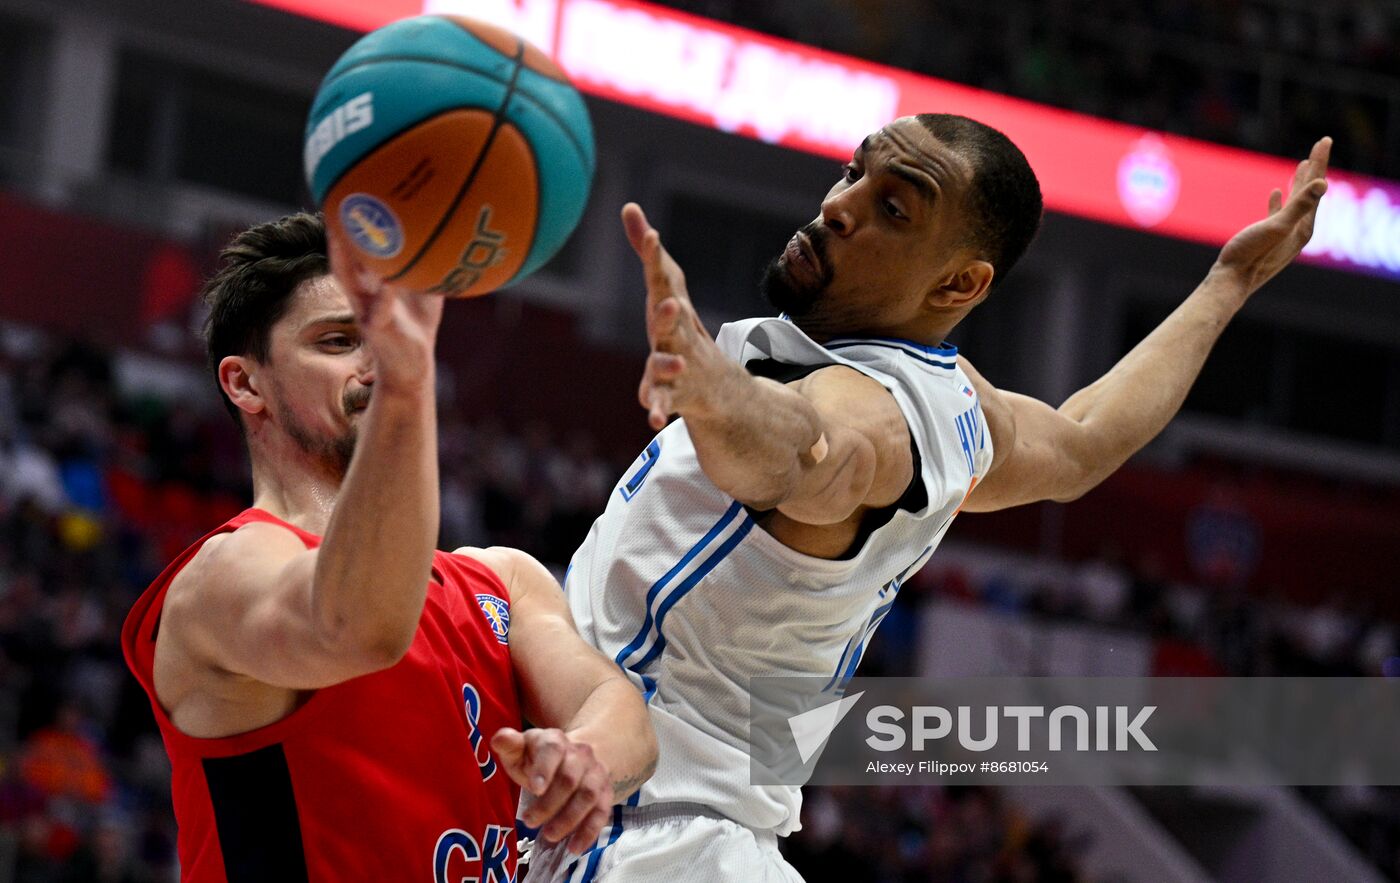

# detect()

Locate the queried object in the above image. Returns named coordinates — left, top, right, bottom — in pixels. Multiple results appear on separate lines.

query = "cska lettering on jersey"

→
left=462, top=683, right=498, bottom=781
left=433, top=683, right=514, bottom=881
left=433, top=824, right=515, bottom=883
left=304, top=91, right=374, bottom=182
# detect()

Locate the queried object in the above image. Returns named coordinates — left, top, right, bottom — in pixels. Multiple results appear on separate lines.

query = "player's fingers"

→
left=648, top=352, right=686, bottom=382
left=1299, top=181, right=1326, bottom=240
left=402, top=289, right=446, bottom=328
left=650, top=297, right=684, bottom=347
left=524, top=745, right=591, bottom=827
left=621, top=202, right=651, bottom=255
left=639, top=229, right=690, bottom=303
left=638, top=364, right=659, bottom=406
left=642, top=232, right=677, bottom=305
left=489, top=728, right=530, bottom=787
left=1267, top=188, right=1283, bottom=216
left=1280, top=178, right=1328, bottom=227
left=657, top=247, right=692, bottom=305
left=1310, top=135, right=1332, bottom=179
left=1290, top=138, right=1331, bottom=200
left=329, top=234, right=377, bottom=319
left=648, top=387, right=673, bottom=430
left=566, top=808, right=612, bottom=856
left=521, top=729, right=568, bottom=798
left=540, top=767, right=609, bottom=843
left=1290, top=159, right=1309, bottom=195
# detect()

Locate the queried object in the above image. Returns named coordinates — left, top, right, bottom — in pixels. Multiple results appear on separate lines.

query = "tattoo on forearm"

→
left=613, top=759, right=657, bottom=797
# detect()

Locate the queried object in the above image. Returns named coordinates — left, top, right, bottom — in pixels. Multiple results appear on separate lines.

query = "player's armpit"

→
left=774, top=365, right=914, bottom=525
left=161, top=522, right=406, bottom=696
left=957, top=358, right=1097, bottom=512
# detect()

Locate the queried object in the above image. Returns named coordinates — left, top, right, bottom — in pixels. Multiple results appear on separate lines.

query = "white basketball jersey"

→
left=564, top=316, right=992, bottom=836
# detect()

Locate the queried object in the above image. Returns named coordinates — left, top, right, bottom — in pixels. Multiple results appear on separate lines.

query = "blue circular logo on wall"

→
left=339, top=193, right=404, bottom=259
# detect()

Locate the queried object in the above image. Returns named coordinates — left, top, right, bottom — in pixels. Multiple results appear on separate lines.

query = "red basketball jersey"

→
left=122, top=508, right=522, bottom=882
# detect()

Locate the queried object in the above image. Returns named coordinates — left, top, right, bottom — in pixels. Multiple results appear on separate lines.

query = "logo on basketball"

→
left=339, top=193, right=404, bottom=259
left=303, top=91, right=374, bottom=182
left=429, top=205, right=508, bottom=295
left=475, top=593, right=511, bottom=644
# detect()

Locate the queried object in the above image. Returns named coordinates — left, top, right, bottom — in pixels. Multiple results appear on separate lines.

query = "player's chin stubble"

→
left=761, top=223, right=833, bottom=320
left=277, top=399, right=359, bottom=479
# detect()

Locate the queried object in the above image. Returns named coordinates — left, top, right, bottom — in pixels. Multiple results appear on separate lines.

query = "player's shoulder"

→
left=154, top=521, right=307, bottom=677
left=193, top=520, right=306, bottom=577
left=447, top=545, right=553, bottom=604
left=165, top=521, right=306, bottom=616
left=954, top=355, right=1005, bottom=416
left=792, top=363, right=901, bottom=415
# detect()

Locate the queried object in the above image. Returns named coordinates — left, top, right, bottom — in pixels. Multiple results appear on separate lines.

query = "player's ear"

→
left=928, top=259, right=994, bottom=310
left=219, top=355, right=266, bottom=418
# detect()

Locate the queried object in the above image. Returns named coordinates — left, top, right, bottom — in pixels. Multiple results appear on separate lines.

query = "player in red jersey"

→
left=121, top=213, right=657, bottom=883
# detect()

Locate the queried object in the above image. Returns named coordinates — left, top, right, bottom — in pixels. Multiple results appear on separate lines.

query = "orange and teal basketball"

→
left=303, top=15, right=595, bottom=297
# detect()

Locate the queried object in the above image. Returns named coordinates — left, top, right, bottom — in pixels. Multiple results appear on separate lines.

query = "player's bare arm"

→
left=458, top=545, right=658, bottom=855
left=622, top=203, right=913, bottom=527
left=962, top=136, right=1331, bottom=513
left=154, top=239, right=446, bottom=737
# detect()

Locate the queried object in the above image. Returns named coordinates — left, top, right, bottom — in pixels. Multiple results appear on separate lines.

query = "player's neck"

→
left=885, top=310, right=964, bottom=348
left=815, top=317, right=961, bottom=348
left=247, top=443, right=344, bottom=536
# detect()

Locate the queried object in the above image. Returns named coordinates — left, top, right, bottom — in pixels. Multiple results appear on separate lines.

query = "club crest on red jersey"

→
left=475, top=594, right=510, bottom=644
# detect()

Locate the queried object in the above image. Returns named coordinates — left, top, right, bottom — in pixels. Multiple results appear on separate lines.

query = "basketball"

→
left=302, top=15, right=595, bottom=297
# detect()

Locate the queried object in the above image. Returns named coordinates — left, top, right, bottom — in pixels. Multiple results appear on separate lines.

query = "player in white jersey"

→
left=523, top=115, right=1331, bottom=882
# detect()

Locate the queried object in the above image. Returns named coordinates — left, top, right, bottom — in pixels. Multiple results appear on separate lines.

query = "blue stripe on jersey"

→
left=614, top=500, right=744, bottom=673
left=825, top=632, right=862, bottom=694
left=825, top=340, right=957, bottom=370
left=822, top=545, right=933, bottom=694
left=823, top=594, right=897, bottom=694
left=576, top=806, right=623, bottom=883
left=826, top=334, right=957, bottom=357
left=619, top=514, right=754, bottom=806
left=629, top=513, right=756, bottom=673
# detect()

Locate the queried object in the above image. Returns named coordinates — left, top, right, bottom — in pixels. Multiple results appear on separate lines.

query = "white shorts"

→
left=522, top=803, right=805, bottom=883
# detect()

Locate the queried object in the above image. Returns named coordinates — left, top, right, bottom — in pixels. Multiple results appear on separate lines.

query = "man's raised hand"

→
left=1214, top=136, right=1331, bottom=296
left=621, top=202, right=734, bottom=430
left=327, top=228, right=443, bottom=397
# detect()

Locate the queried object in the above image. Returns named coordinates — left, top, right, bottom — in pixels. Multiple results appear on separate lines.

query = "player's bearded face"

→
left=761, top=220, right=834, bottom=318
left=272, top=382, right=365, bottom=477
left=259, top=278, right=374, bottom=479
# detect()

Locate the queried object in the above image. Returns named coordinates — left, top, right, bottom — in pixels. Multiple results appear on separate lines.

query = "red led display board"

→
left=249, top=0, right=1400, bottom=282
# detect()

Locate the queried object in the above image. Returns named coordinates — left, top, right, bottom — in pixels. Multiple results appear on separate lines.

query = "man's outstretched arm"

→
left=619, top=203, right=913, bottom=524
left=962, top=137, right=1331, bottom=512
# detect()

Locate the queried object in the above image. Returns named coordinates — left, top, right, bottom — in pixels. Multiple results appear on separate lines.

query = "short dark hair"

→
left=915, top=113, right=1043, bottom=287
left=202, top=212, right=329, bottom=421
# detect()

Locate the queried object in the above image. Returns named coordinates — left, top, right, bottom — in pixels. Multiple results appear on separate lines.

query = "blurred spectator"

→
left=18, top=703, right=111, bottom=807
left=1186, top=487, right=1261, bottom=588
left=783, top=785, right=1090, bottom=881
